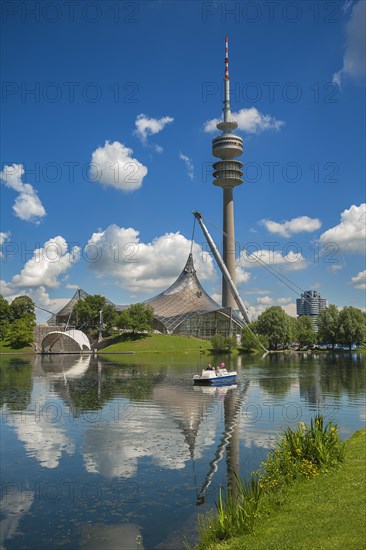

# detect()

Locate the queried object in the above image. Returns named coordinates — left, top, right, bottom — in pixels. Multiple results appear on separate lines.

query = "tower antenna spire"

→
left=225, top=35, right=229, bottom=80
left=223, top=35, right=231, bottom=122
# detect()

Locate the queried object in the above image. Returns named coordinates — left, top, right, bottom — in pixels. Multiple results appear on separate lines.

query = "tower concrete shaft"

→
left=212, top=36, right=243, bottom=308
left=222, top=188, right=237, bottom=308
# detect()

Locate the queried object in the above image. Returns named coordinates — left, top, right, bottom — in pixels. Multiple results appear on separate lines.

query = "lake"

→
left=1, top=352, right=365, bottom=549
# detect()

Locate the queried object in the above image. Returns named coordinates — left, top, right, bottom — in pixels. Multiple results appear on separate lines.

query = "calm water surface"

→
left=1, top=352, right=365, bottom=549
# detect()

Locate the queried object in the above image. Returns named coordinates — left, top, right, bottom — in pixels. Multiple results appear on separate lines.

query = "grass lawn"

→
left=99, top=333, right=213, bottom=354
left=0, top=341, right=34, bottom=354
left=204, top=428, right=366, bottom=550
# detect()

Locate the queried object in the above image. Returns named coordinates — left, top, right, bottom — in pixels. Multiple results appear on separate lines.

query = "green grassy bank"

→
left=98, top=333, right=213, bottom=354
left=198, top=427, right=366, bottom=550
left=0, top=341, right=34, bottom=354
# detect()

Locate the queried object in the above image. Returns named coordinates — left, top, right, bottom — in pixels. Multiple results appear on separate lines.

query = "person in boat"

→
left=207, top=364, right=214, bottom=370
left=214, top=363, right=225, bottom=376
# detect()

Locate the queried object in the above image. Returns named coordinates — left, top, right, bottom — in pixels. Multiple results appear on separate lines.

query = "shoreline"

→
left=1, top=348, right=364, bottom=356
left=195, top=427, right=366, bottom=550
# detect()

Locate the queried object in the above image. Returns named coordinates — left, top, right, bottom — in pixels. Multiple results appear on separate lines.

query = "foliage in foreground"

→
left=258, top=415, right=345, bottom=492
left=216, top=475, right=261, bottom=536
left=194, top=415, right=345, bottom=549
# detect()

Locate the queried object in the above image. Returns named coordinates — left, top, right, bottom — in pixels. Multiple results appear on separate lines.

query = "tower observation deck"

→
left=212, top=37, right=243, bottom=309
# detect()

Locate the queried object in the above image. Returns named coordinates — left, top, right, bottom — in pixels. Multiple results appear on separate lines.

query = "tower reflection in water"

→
left=195, top=382, right=249, bottom=504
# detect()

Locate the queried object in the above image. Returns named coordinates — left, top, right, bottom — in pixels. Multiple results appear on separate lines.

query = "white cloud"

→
left=134, top=113, right=174, bottom=144
left=261, top=216, right=322, bottom=237
left=0, top=280, right=13, bottom=297
left=30, top=286, right=69, bottom=312
left=11, top=236, right=80, bottom=289
left=179, top=152, right=194, bottom=180
left=351, top=269, right=366, bottom=289
left=0, top=231, right=11, bottom=258
left=245, top=288, right=273, bottom=296
left=204, top=107, right=285, bottom=134
left=0, top=164, right=46, bottom=223
left=0, top=231, right=10, bottom=246
left=256, top=295, right=292, bottom=307
left=90, top=141, right=148, bottom=192
left=85, top=224, right=216, bottom=295
left=319, top=203, right=366, bottom=253
left=333, top=1, right=366, bottom=86
left=256, top=295, right=273, bottom=305
left=236, top=266, right=251, bottom=285
left=247, top=296, right=296, bottom=319
left=211, top=290, right=221, bottom=304
left=238, top=248, right=308, bottom=271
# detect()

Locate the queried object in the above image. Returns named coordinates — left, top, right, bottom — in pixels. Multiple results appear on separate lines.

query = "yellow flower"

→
left=299, top=422, right=305, bottom=430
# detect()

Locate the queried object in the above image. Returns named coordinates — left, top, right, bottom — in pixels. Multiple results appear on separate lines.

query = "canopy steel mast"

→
left=193, top=211, right=268, bottom=353
left=193, top=211, right=252, bottom=324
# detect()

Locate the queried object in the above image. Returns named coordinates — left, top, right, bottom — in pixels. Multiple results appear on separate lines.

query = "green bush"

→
left=258, top=415, right=345, bottom=492
left=210, top=334, right=236, bottom=352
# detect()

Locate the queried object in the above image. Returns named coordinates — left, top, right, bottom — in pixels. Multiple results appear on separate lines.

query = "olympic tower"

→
left=212, top=36, right=243, bottom=309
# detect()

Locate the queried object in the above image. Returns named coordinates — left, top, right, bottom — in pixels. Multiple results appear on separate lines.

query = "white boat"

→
left=193, top=365, right=237, bottom=386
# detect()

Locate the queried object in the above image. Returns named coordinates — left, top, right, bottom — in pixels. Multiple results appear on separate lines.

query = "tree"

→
left=0, top=295, right=10, bottom=340
left=296, top=315, right=316, bottom=347
left=117, top=303, right=154, bottom=333
left=0, top=295, right=10, bottom=321
left=241, top=325, right=268, bottom=352
left=317, top=305, right=340, bottom=349
left=9, top=296, right=35, bottom=322
left=0, top=318, right=9, bottom=340
left=210, top=334, right=237, bottom=353
left=339, top=306, right=365, bottom=350
left=288, top=315, right=298, bottom=343
left=2, top=296, right=36, bottom=347
left=256, top=306, right=292, bottom=350
left=7, top=317, right=36, bottom=348
left=73, top=295, right=117, bottom=335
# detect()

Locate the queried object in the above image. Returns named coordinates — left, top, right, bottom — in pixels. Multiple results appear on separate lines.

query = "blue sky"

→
left=1, top=0, right=365, bottom=322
